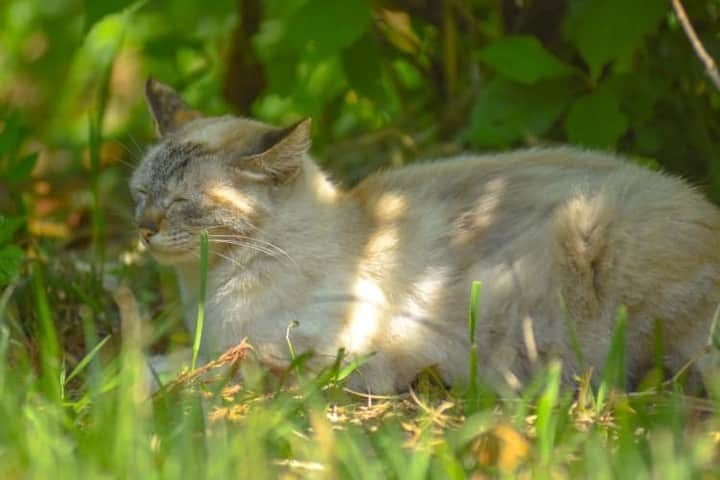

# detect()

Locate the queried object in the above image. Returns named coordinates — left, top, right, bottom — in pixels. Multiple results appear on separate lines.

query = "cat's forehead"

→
left=134, top=115, right=277, bottom=188
left=175, top=115, right=277, bottom=151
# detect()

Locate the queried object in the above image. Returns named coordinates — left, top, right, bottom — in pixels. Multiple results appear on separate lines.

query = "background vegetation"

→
left=1, top=0, right=720, bottom=478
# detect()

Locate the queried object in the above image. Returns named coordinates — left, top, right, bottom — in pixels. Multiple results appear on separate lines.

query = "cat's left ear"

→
left=145, top=77, right=203, bottom=137
left=247, top=118, right=312, bottom=183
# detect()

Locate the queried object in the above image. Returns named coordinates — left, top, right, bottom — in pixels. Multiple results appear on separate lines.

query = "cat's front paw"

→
left=343, top=353, right=400, bottom=394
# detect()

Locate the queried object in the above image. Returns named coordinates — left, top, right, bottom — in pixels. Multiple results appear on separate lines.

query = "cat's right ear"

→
left=145, top=77, right=202, bottom=137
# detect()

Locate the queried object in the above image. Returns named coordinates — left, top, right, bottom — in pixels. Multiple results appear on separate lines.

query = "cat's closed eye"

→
left=162, top=197, right=190, bottom=210
left=133, top=189, right=147, bottom=203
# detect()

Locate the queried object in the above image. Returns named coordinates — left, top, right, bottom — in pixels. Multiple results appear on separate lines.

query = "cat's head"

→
left=130, top=77, right=311, bottom=265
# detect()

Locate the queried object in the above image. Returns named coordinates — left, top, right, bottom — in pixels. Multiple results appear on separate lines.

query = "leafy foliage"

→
left=477, top=35, right=576, bottom=84
left=566, top=87, right=628, bottom=148
left=563, top=0, right=668, bottom=79
left=3, top=0, right=718, bottom=185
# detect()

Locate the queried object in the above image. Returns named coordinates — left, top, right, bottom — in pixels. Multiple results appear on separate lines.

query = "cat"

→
left=132, top=77, right=720, bottom=394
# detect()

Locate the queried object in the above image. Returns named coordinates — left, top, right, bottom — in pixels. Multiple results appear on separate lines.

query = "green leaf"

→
left=7, top=153, right=37, bottom=183
left=477, top=35, right=575, bottom=84
left=0, top=111, right=25, bottom=160
left=565, top=88, right=628, bottom=148
left=0, top=215, right=25, bottom=245
left=264, top=51, right=302, bottom=96
left=341, top=34, right=384, bottom=101
left=564, top=0, right=667, bottom=79
left=0, top=245, right=23, bottom=285
left=285, top=0, right=372, bottom=58
left=466, top=78, right=575, bottom=147
left=606, top=73, right=664, bottom=125
left=84, top=0, right=134, bottom=34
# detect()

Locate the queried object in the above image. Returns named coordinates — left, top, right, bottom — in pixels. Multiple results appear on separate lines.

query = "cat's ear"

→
left=145, top=77, right=203, bottom=137
left=245, top=118, right=312, bottom=183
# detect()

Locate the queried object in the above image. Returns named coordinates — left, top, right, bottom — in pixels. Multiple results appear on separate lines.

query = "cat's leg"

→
left=665, top=299, right=720, bottom=393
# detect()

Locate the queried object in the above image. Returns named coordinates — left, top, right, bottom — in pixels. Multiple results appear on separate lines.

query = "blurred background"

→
left=1, top=0, right=719, bottom=359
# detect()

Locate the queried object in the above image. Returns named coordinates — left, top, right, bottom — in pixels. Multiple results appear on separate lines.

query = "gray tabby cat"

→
left=132, top=78, right=720, bottom=393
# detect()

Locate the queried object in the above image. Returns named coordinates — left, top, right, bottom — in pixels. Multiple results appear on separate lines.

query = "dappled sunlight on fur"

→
left=132, top=79, right=720, bottom=394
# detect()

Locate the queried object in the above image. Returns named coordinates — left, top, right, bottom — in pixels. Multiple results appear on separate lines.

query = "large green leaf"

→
left=564, top=0, right=667, bottom=79
left=7, top=153, right=37, bottom=183
left=606, top=73, right=664, bottom=125
left=466, top=78, right=575, bottom=147
left=285, top=0, right=372, bottom=58
left=0, top=111, right=25, bottom=160
left=565, top=88, right=628, bottom=148
left=477, top=35, right=575, bottom=85
left=0, top=245, right=23, bottom=285
left=0, top=215, right=25, bottom=246
left=341, top=34, right=384, bottom=101
left=264, top=51, right=303, bottom=96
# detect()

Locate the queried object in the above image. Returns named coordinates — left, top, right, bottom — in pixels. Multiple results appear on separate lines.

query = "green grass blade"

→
left=65, top=334, right=111, bottom=385
left=536, top=360, right=562, bottom=465
left=0, top=282, right=17, bottom=326
left=286, top=319, right=299, bottom=361
left=0, top=325, right=9, bottom=396
left=468, top=281, right=481, bottom=341
left=466, top=281, right=482, bottom=413
left=191, top=229, right=209, bottom=370
left=596, top=305, right=628, bottom=412
left=31, top=260, right=61, bottom=400
left=336, top=351, right=376, bottom=382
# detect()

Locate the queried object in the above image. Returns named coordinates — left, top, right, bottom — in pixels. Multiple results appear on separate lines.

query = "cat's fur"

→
left=132, top=78, right=720, bottom=393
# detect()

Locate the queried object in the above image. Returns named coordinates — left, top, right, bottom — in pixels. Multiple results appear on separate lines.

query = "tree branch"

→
left=671, top=0, right=720, bottom=93
left=222, top=0, right=266, bottom=114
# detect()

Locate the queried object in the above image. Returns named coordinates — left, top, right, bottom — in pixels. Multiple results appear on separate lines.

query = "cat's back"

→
left=353, top=147, right=718, bottom=230
left=349, top=145, right=720, bottom=319
left=357, top=147, right=649, bottom=205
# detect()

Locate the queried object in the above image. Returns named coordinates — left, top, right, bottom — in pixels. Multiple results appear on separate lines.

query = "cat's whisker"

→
left=203, top=225, right=230, bottom=232
left=207, top=239, right=296, bottom=268
left=112, top=140, right=142, bottom=169
left=205, top=232, right=296, bottom=260
left=207, top=233, right=294, bottom=258
left=127, top=134, right=145, bottom=158
left=209, top=250, right=253, bottom=270
left=208, top=237, right=298, bottom=269
left=208, top=238, right=277, bottom=257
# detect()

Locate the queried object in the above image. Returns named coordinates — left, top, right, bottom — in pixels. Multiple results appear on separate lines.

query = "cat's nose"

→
left=138, top=207, right=164, bottom=244
left=139, top=220, right=158, bottom=243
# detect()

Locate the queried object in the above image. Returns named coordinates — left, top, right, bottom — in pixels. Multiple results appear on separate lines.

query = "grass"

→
left=191, top=230, right=209, bottom=370
left=2, top=240, right=720, bottom=479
